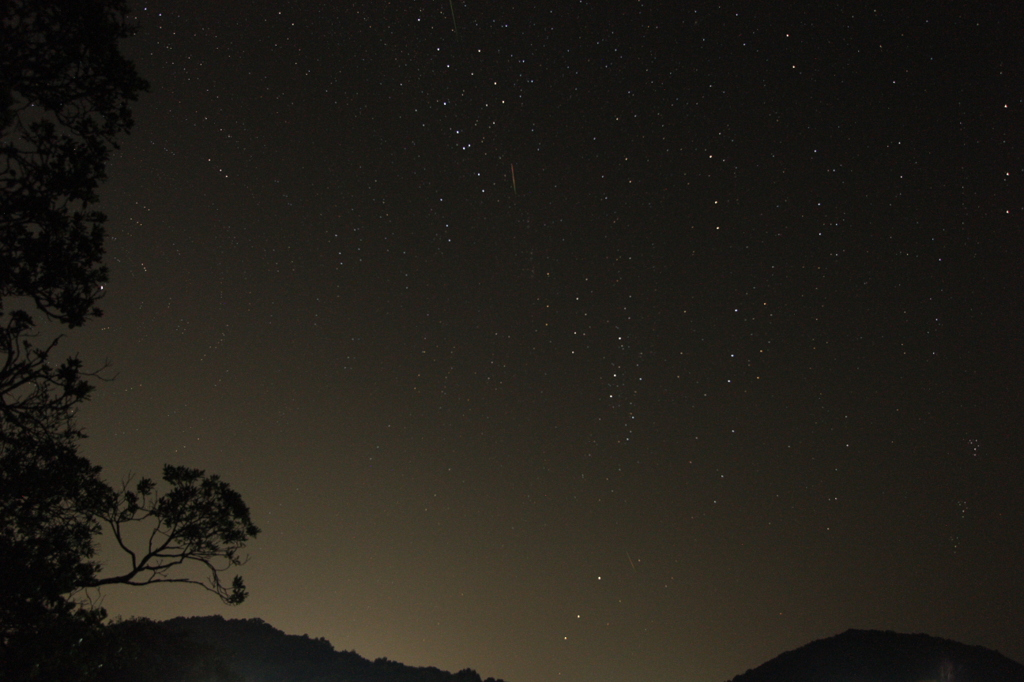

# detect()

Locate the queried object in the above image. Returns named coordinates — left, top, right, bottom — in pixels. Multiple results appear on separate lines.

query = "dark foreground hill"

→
left=729, top=629, right=1024, bottom=682
left=105, top=616, right=506, bottom=682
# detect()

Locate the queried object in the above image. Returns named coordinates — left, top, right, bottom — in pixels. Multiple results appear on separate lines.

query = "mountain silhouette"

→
left=103, top=619, right=1023, bottom=682
left=105, top=616, right=506, bottom=682
left=728, top=629, right=1024, bottom=682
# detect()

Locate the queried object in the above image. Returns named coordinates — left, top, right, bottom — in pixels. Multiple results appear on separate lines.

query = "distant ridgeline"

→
left=729, top=629, right=1024, bottom=682
left=101, top=620, right=1024, bottom=682
left=104, top=616, right=507, bottom=682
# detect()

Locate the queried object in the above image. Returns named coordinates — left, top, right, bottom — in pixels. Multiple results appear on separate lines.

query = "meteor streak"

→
left=448, top=0, right=458, bottom=38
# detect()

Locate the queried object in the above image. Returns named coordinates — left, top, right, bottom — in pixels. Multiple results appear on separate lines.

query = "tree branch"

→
left=86, top=466, right=259, bottom=605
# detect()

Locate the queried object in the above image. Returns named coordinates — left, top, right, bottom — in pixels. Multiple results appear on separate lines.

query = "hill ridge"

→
left=728, top=628, right=1024, bottom=682
left=111, top=615, right=507, bottom=682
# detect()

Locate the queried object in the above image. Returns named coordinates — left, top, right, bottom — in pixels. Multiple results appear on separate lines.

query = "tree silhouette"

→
left=103, top=618, right=243, bottom=682
left=90, top=466, right=260, bottom=605
left=1, top=0, right=147, bottom=443
left=1, top=0, right=147, bottom=327
left=0, top=431, right=109, bottom=669
left=0, top=431, right=260, bottom=678
left=1, top=1, right=259, bottom=678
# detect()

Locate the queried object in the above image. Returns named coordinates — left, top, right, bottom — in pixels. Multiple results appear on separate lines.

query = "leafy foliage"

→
left=0, top=603, right=110, bottom=681
left=1, top=0, right=148, bottom=327
left=1, top=0, right=147, bottom=447
left=1, top=2, right=259, bottom=679
left=0, top=436, right=260, bottom=677
left=103, top=618, right=242, bottom=682
left=0, top=433, right=105, bottom=616
left=90, top=466, right=261, bottom=605
left=0, top=431, right=109, bottom=679
left=0, top=309, right=98, bottom=443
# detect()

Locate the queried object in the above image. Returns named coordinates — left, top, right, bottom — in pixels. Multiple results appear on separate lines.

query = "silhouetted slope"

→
left=155, top=616, right=506, bottom=682
left=104, top=618, right=241, bottom=682
left=729, top=629, right=1024, bottom=682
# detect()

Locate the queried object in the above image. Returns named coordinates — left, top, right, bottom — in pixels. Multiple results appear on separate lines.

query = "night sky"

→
left=70, top=2, right=1022, bottom=682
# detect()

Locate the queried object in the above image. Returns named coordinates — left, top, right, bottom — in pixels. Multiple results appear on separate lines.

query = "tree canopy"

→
left=91, top=466, right=260, bottom=605
left=1, top=0, right=148, bottom=327
left=2, top=0, right=148, bottom=446
left=1, top=1, right=259, bottom=678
